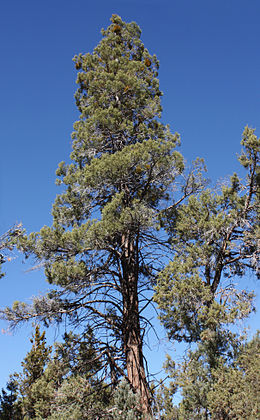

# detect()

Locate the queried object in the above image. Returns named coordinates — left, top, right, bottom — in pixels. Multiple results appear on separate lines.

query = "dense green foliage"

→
left=155, top=332, right=260, bottom=419
left=0, top=328, right=149, bottom=419
left=1, top=327, right=113, bottom=419
left=0, top=380, right=21, bottom=420
left=11, top=326, right=52, bottom=418
left=112, top=379, right=143, bottom=419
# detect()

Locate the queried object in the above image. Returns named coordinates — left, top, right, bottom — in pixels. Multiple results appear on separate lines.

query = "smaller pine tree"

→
left=16, top=325, right=52, bottom=418
left=0, top=380, right=21, bottom=420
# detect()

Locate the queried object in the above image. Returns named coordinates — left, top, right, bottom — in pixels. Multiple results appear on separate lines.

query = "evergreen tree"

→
left=1, top=327, right=112, bottom=419
left=154, top=127, right=259, bottom=418
left=0, top=380, right=21, bottom=420
left=44, top=330, right=111, bottom=419
left=14, top=325, right=52, bottom=418
left=163, top=332, right=260, bottom=419
left=155, top=126, right=259, bottom=347
left=1, top=15, right=203, bottom=414
left=17, top=329, right=110, bottom=419
left=207, top=331, right=260, bottom=419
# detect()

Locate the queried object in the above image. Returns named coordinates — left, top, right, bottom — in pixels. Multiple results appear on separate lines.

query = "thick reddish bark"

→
left=121, top=233, right=151, bottom=415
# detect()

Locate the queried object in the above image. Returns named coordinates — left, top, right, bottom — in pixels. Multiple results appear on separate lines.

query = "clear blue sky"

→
left=1, top=0, right=260, bottom=391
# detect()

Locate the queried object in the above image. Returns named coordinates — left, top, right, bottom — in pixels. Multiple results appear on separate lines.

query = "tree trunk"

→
left=121, top=233, right=151, bottom=415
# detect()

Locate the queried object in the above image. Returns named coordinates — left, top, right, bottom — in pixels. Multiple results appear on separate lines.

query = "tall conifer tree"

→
left=1, top=15, right=202, bottom=413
